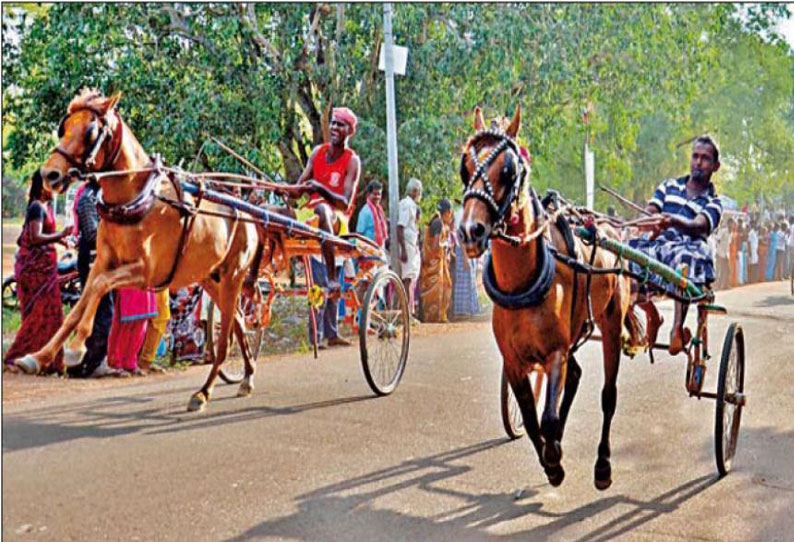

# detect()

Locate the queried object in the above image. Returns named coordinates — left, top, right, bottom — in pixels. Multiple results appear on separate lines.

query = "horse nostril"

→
left=46, top=170, right=62, bottom=182
left=457, top=225, right=468, bottom=242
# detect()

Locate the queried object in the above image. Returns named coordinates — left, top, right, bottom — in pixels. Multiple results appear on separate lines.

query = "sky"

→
left=778, top=4, right=794, bottom=47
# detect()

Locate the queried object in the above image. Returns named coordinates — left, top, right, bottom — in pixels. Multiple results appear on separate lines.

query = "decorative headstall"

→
left=53, top=106, right=124, bottom=180
left=459, top=129, right=530, bottom=246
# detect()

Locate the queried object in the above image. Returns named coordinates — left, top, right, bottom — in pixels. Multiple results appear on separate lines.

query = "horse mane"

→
left=67, top=87, right=107, bottom=113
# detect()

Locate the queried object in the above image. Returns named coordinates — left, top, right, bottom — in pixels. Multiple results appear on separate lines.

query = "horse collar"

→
left=96, top=157, right=162, bottom=225
left=482, top=233, right=556, bottom=310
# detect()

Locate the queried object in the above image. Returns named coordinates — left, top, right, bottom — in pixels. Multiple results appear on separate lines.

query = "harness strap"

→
left=482, top=234, right=556, bottom=310
left=155, top=174, right=199, bottom=290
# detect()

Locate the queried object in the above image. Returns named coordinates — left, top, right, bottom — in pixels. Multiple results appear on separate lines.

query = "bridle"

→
left=52, top=106, right=124, bottom=183
left=460, top=129, right=530, bottom=245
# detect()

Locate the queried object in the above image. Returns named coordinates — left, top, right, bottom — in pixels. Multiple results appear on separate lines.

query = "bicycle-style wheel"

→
left=359, top=269, right=409, bottom=396
left=501, top=367, right=545, bottom=439
left=2, top=276, right=19, bottom=310
left=715, top=322, right=745, bottom=476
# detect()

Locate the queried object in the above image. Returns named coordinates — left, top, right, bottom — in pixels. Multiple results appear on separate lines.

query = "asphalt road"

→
left=3, top=281, right=793, bottom=542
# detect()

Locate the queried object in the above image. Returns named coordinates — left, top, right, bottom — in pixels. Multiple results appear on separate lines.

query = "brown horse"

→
left=22, top=88, right=260, bottom=412
left=457, top=105, right=630, bottom=489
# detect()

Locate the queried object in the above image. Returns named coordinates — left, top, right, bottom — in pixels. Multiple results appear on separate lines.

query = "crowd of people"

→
left=711, top=212, right=794, bottom=289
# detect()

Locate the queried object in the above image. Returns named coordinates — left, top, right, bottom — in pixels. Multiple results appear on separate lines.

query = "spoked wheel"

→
left=359, top=269, right=409, bottom=396
left=715, top=322, right=745, bottom=476
left=501, top=367, right=545, bottom=439
left=206, top=285, right=264, bottom=385
left=2, top=276, right=19, bottom=310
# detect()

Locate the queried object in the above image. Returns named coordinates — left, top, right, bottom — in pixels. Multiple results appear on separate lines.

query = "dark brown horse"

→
left=22, top=89, right=260, bottom=412
left=457, top=105, right=631, bottom=489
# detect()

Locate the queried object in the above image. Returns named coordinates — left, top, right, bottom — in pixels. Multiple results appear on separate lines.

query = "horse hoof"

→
left=545, top=465, right=565, bottom=487
left=237, top=382, right=253, bottom=397
left=64, top=347, right=85, bottom=368
left=594, top=460, right=612, bottom=491
left=14, top=355, right=41, bottom=375
left=187, top=393, right=207, bottom=412
left=542, top=440, right=563, bottom=468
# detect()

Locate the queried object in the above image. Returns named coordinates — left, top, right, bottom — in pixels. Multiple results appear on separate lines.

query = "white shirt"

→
left=748, top=229, right=758, bottom=264
left=715, top=227, right=731, bottom=259
left=397, top=196, right=420, bottom=246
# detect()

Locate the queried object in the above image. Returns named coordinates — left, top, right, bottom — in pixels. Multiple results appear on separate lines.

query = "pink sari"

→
left=107, top=288, right=156, bottom=370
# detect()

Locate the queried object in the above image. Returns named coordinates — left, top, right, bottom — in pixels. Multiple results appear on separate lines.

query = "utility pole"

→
left=383, top=3, right=400, bottom=270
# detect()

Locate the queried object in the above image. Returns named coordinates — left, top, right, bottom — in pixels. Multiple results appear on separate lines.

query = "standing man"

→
left=397, top=178, right=422, bottom=317
left=282, top=107, right=361, bottom=348
left=714, top=222, right=731, bottom=289
left=747, top=221, right=759, bottom=284
left=356, top=180, right=388, bottom=248
left=68, top=176, right=116, bottom=377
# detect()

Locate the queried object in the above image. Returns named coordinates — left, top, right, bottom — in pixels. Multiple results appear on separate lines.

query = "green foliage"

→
left=2, top=3, right=792, bottom=220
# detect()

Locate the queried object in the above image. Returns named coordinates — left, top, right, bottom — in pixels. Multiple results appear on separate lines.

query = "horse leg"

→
left=188, top=273, right=244, bottom=412
left=203, top=278, right=256, bottom=399
left=506, top=362, right=564, bottom=486
left=232, top=307, right=255, bottom=397
left=65, top=262, right=146, bottom=364
left=594, top=302, right=623, bottom=490
left=556, top=354, right=582, bottom=441
left=26, top=259, right=144, bottom=372
left=540, top=350, right=567, bottom=484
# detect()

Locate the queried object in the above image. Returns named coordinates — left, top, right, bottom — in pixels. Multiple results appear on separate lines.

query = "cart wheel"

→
left=359, top=269, right=409, bottom=396
left=715, top=322, right=745, bottom=476
left=500, top=368, right=545, bottom=439
left=207, top=290, right=264, bottom=385
left=2, top=276, right=19, bottom=310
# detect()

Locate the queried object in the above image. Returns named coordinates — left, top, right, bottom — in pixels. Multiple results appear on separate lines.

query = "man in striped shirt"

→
left=629, top=135, right=723, bottom=355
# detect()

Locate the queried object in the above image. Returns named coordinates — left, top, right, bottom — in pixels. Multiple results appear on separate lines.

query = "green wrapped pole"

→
left=576, top=227, right=703, bottom=298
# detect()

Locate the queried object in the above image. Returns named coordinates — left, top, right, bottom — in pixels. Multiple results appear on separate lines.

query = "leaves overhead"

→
left=3, top=3, right=793, bottom=217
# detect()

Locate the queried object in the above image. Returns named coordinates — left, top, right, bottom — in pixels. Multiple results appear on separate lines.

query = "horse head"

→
left=40, top=88, right=123, bottom=193
left=457, top=105, right=530, bottom=258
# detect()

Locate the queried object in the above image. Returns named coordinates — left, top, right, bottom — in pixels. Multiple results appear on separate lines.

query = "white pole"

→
left=383, top=3, right=400, bottom=271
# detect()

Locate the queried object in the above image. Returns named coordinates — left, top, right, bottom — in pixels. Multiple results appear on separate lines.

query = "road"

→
left=2, top=281, right=793, bottom=542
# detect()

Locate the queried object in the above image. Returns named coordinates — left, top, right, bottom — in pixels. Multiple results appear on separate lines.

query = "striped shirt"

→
left=648, top=176, right=722, bottom=240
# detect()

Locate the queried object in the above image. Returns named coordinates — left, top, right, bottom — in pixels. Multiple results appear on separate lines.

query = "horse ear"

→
left=474, top=106, right=485, bottom=131
left=105, top=92, right=122, bottom=112
left=506, top=104, right=521, bottom=138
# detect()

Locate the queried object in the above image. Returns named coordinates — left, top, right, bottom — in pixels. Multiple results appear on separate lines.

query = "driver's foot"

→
left=668, top=326, right=691, bottom=355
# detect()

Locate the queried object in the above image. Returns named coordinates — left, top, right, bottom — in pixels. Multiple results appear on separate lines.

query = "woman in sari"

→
left=419, top=199, right=454, bottom=323
left=6, top=171, right=73, bottom=374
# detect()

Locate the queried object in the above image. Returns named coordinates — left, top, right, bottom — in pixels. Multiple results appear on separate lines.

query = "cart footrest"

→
left=701, top=303, right=727, bottom=314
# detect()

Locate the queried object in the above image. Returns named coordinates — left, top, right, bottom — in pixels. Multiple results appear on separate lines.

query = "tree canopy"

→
left=3, top=3, right=793, bottom=217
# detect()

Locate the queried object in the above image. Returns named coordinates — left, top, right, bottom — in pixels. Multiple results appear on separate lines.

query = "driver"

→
left=281, top=107, right=361, bottom=291
left=629, top=135, right=723, bottom=355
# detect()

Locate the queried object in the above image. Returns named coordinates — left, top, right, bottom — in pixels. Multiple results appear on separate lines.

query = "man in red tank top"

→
left=286, top=107, right=361, bottom=290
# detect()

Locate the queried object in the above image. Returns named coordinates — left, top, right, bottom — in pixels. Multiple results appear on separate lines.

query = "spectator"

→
left=67, top=176, right=117, bottom=378
left=758, top=225, right=769, bottom=282
left=451, top=206, right=481, bottom=318
left=356, top=180, right=388, bottom=248
left=775, top=221, right=787, bottom=280
left=765, top=223, right=779, bottom=281
left=714, top=222, right=731, bottom=289
left=787, top=219, right=794, bottom=279
left=138, top=289, right=170, bottom=374
left=168, top=285, right=206, bottom=362
left=397, top=178, right=422, bottom=317
left=6, top=171, right=72, bottom=374
left=107, top=288, right=156, bottom=376
left=728, top=218, right=739, bottom=287
left=419, top=198, right=454, bottom=323
left=747, top=221, right=759, bottom=284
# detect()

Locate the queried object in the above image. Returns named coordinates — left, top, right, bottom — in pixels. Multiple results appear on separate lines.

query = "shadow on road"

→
left=222, top=438, right=720, bottom=542
left=754, top=294, right=794, bottom=308
left=2, top=392, right=376, bottom=452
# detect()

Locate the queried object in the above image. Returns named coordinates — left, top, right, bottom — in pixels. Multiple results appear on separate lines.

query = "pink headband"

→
left=332, top=107, right=357, bottom=135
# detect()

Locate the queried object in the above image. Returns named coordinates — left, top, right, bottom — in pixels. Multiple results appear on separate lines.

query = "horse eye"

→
left=84, top=121, right=99, bottom=146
